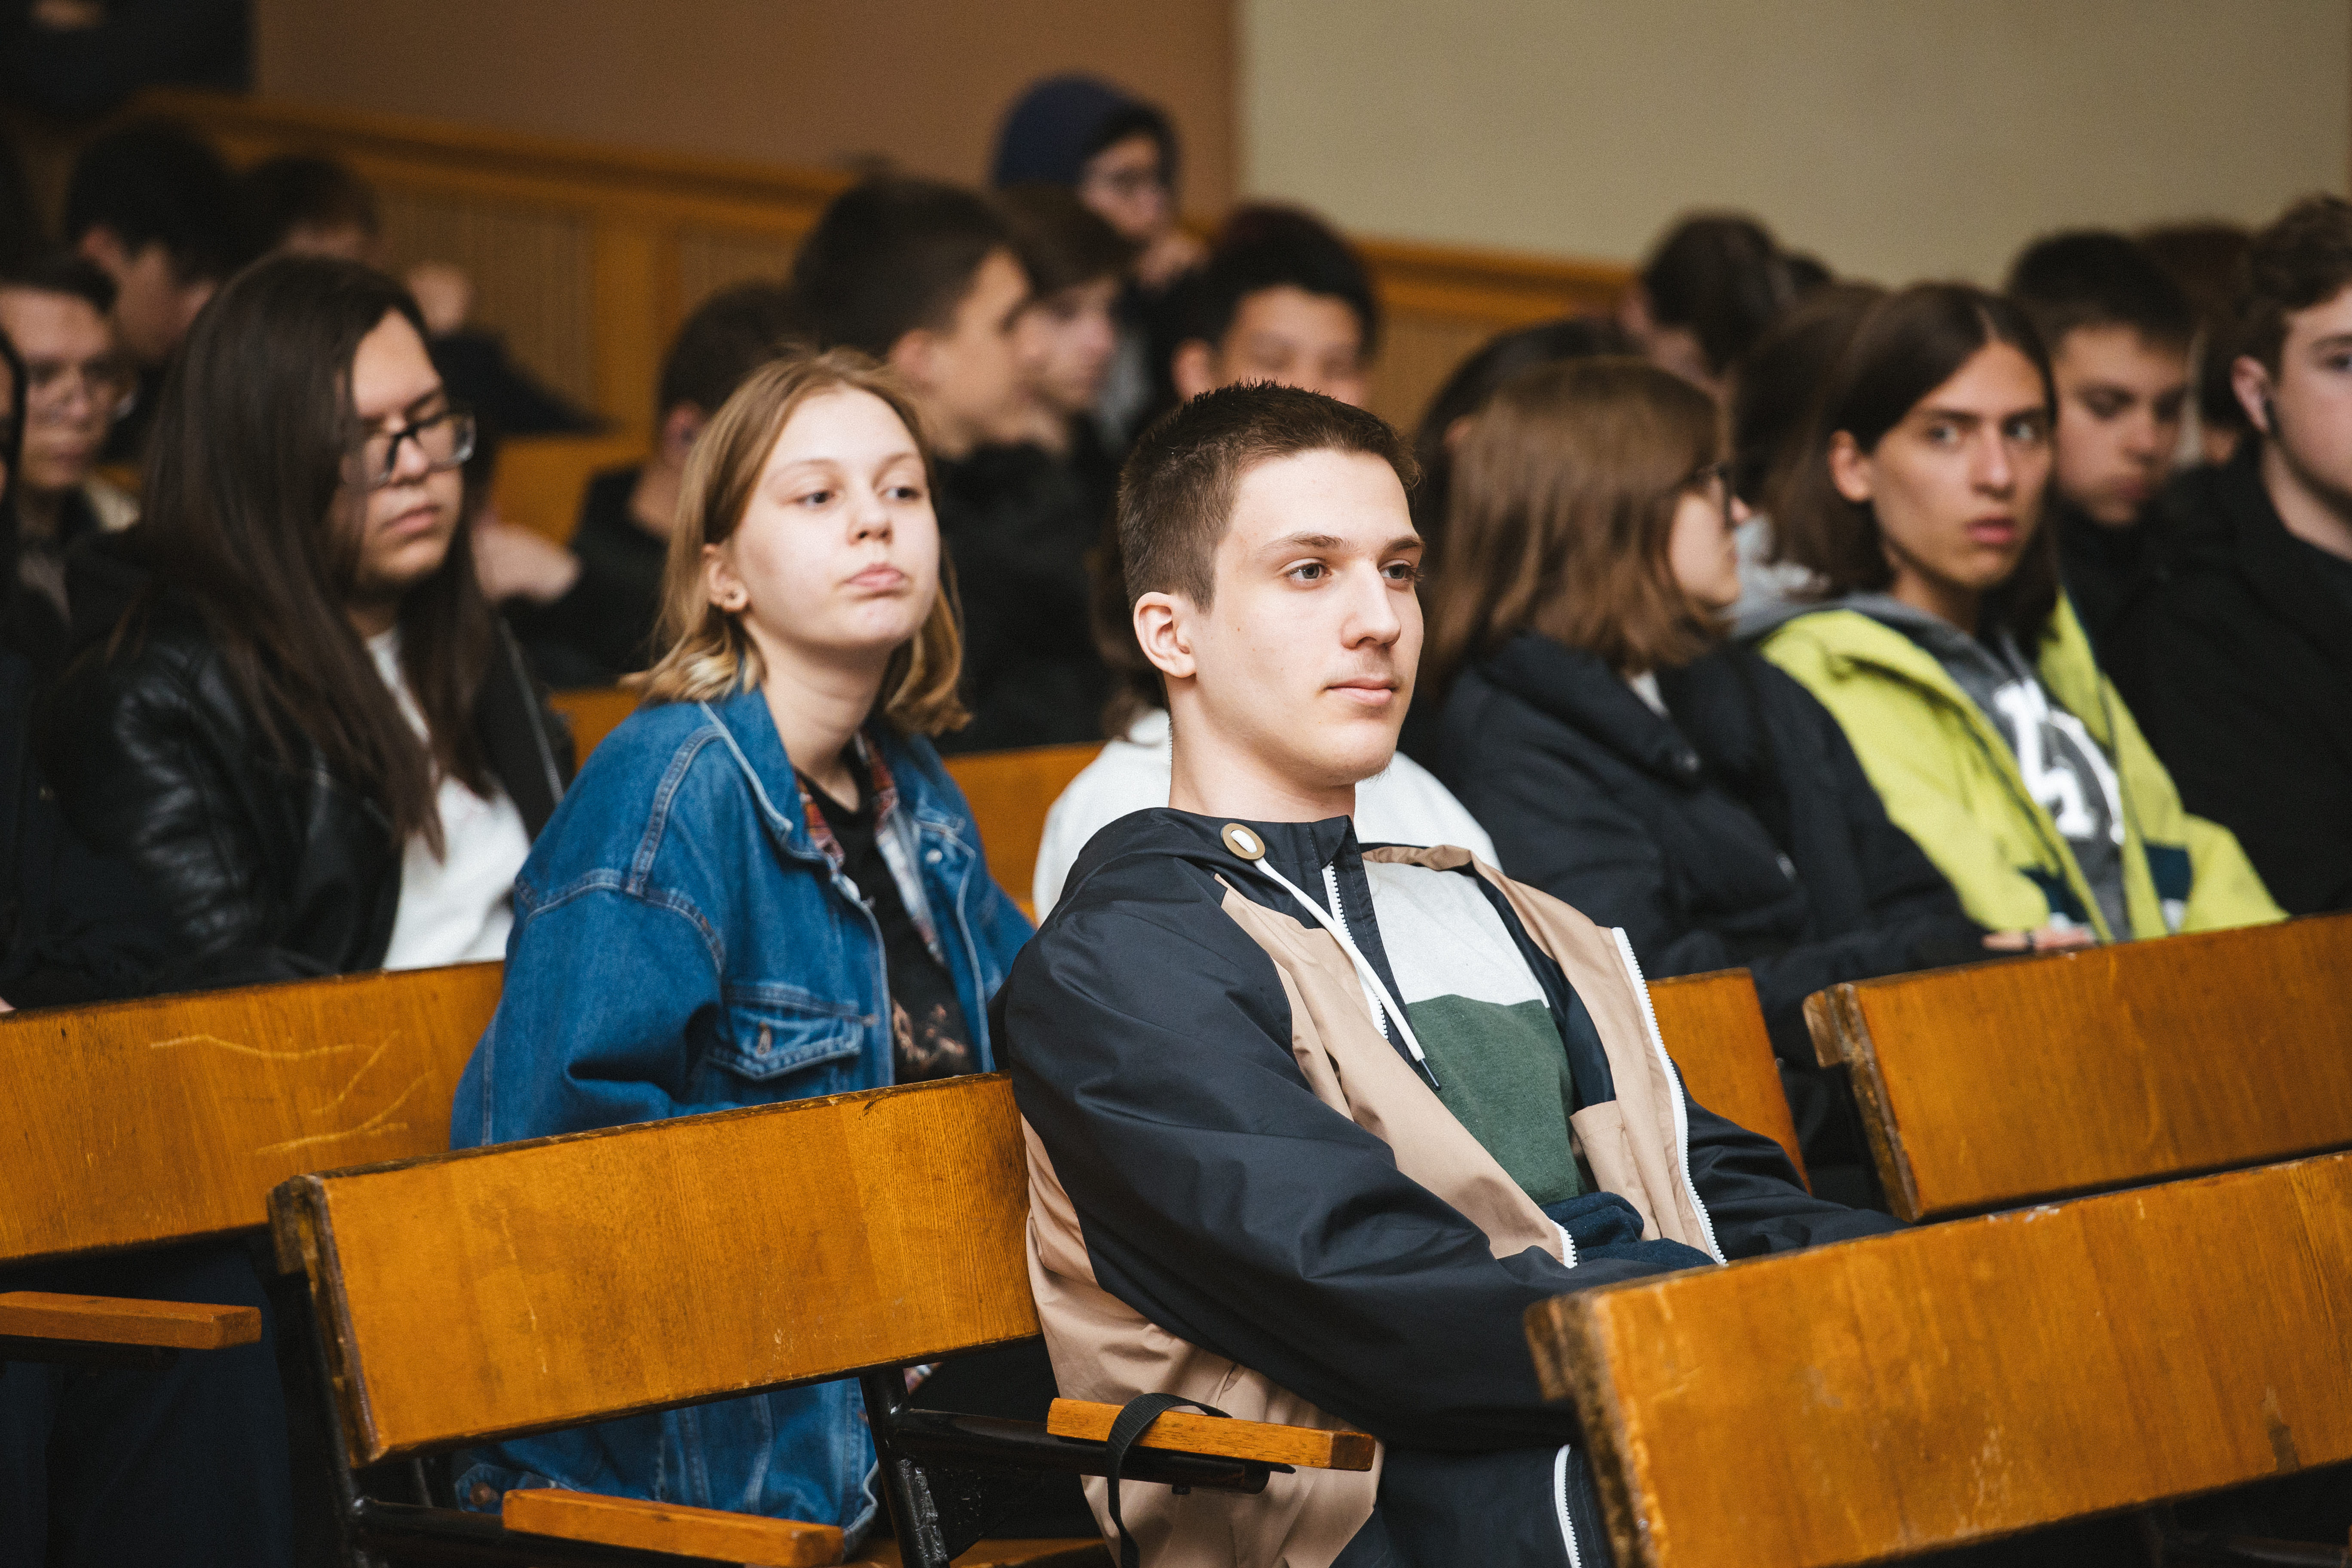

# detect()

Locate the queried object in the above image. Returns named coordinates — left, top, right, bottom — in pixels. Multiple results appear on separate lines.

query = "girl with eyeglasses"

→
left=1426, top=356, right=2010, bottom=1200
left=43, top=255, right=571, bottom=996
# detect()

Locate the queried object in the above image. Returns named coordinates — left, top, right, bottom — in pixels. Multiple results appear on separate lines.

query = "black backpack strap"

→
left=1104, top=1391, right=1230, bottom=1568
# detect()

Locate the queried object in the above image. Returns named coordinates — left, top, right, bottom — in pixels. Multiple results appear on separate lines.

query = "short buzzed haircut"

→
left=998, top=183, right=1136, bottom=297
left=1182, top=205, right=1381, bottom=357
left=64, top=119, right=242, bottom=282
left=1118, top=383, right=1417, bottom=609
left=2006, top=230, right=2196, bottom=352
left=790, top=177, right=1019, bottom=358
left=2237, top=195, right=2352, bottom=378
left=238, top=154, right=381, bottom=256
left=656, top=281, right=812, bottom=418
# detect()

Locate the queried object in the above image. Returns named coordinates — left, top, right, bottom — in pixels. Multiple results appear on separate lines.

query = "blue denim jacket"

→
left=448, top=687, right=1032, bottom=1535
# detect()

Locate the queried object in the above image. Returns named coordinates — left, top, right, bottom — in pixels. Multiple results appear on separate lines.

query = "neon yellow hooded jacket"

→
left=1759, top=597, right=2282, bottom=941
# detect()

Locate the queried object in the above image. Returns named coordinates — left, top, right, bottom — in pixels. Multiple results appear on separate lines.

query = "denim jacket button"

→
left=756, top=1026, right=773, bottom=1057
left=925, top=848, right=943, bottom=864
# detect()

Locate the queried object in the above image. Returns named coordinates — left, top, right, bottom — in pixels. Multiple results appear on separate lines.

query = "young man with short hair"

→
left=2004, top=231, right=2196, bottom=649
left=1170, top=206, right=1378, bottom=409
left=0, top=254, right=138, bottom=670
left=797, top=177, right=1107, bottom=751
left=2108, top=196, right=2352, bottom=916
left=1001, top=384, right=1896, bottom=1568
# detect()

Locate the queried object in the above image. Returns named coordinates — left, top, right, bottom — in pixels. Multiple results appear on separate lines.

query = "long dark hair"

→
left=135, top=255, right=494, bottom=849
left=1774, top=283, right=2061, bottom=643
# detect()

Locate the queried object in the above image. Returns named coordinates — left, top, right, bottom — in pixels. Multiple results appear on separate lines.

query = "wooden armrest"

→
left=1046, top=1398, right=1375, bottom=1472
left=0, top=1291, right=261, bottom=1351
left=501, top=1488, right=842, bottom=1567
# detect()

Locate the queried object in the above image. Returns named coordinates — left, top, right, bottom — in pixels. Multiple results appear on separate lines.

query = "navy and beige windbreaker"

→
left=998, top=809, right=1895, bottom=1568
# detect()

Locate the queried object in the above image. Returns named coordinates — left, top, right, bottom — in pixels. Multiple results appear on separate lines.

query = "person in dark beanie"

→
left=991, top=73, right=1204, bottom=446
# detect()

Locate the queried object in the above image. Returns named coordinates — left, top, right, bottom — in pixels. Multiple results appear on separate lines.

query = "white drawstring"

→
left=1244, top=851, right=1442, bottom=1092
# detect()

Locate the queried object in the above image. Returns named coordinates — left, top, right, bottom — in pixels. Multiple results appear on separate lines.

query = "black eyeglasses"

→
left=347, top=407, right=476, bottom=490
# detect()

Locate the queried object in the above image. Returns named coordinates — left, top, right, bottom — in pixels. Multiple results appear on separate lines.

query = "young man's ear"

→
left=1170, top=340, right=1218, bottom=402
left=1132, top=591, right=1197, bottom=682
left=887, top=327, right=939, bottom=393
left=2231, top=355, right=2277, bottom=438
left=1827, top=430, right=1875, bottom=505
left=74, top=225, right=130, bottom=281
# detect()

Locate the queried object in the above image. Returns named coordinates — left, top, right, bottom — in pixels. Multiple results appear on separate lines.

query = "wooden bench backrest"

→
left=1646, top=969, right=1804, bottom=1185
left=1530, top=1147, right=2352, bottom=1568
left=1808, top=913, right=2352, bottom=1220
left=548, top=686, right=642, bottom=762
left=0, top=963, right=502, bottom=1267
left=941, top=744, right=1102, bottom=917
left=271, top=1073, right=1034, bottom=1466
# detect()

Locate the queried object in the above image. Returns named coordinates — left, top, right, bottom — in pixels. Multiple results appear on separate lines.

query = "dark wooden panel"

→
left=1528, top=1149, right=2352, bottom=1568
left=1808, top=913, right=2352, bottom=1219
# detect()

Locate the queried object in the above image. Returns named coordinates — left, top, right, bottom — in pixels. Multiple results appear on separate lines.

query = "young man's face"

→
left=894, top=246, right=1033, bottom=458
left=2049, top=324, right=2187, bottom=527
left=1173, top=286, right=1369, bottom=408
left=2239, top=282, right=2352, bottom=511
left=1145, top=448, right=1420, bottom=796
left=1015, top=275, right=1121, bottom=418
left=1077, top=132, right=1173, bottom=245
left=76, top=230, right=211, bottom=368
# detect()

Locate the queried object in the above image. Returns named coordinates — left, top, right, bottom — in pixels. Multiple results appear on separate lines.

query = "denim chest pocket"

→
left=708, top=987, right=870, bottom=1085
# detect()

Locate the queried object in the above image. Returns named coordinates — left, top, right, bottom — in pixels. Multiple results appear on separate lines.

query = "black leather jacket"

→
left=42, top=597, right=571, bottom=996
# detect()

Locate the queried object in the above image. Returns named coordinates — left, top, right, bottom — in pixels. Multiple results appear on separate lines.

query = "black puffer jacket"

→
left=1436, top=634, right=1984, bottom=1184
left=42, top=595, right=570, bottom=997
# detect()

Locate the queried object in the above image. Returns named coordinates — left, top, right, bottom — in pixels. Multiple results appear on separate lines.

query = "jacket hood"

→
left=989, top=74, right=1178, bottom=191
left=1474, top=632, right=1704, bottom=789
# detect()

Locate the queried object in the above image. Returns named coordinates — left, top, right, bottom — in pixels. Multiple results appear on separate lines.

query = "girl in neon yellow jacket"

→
left=1752, top=283, right=2279, bottom=942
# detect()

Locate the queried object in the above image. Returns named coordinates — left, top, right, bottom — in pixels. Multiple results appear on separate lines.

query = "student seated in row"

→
left=1617, top=212, right=1812, bottom=402
left=795, top=177, right=1107, bottom=752
left=2003, top=230, right=2194, bottom=652
left=1004, top=383, right=1898, bottom=1568
left=2107, top=196, right=2352, bottom=918
left=451, top=351, right=1029, bottom=1543
left=1427, top=358, right=2009, bottom=1198
left=999, top=182, right=1136, bottom=524
left=1756, top=283, right=2278, bottom=943
left=1170, top=205, right=1376, bottom=412
left=483, top=281, right=810, bottom=686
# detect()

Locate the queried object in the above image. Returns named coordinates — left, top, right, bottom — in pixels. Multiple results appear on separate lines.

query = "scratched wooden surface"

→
left=0, top=963, right=503, bottom=1266
left=1807, top=913, right=2352, bottom=1220
left=273, top=1073, right=1038, bottom=1464
left=940, top=743, right=1103, bottom=919
left=1647, top=969, right=1806, bottom=1187
left=1528, top=1148, right=2352, bottom=1568
left=502, top=1488, right=840, bottom=1566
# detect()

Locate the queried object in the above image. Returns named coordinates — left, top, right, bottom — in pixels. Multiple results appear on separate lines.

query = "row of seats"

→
left=5, top=770, right=2347, bottom=1565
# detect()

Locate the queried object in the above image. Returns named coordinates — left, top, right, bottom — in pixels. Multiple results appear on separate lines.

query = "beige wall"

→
left=255, top=0, right=1234, bottom=214
left=1241, top=0, right=2350, bottom=282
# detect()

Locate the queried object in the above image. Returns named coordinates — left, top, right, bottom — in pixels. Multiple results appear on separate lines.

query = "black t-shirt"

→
left=799, top=768, right=976, bottom=1084
left=2291, top=531, right=2352, bottom=622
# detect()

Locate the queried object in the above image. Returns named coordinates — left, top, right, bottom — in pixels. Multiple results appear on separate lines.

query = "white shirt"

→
left=1031, top=708, right=1503, bottom=917
left=366, top=630, right=532, bottom=969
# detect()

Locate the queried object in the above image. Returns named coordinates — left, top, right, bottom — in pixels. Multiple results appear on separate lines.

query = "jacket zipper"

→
left=1553, top=1445, right=1584, bottom=1568
left=1322, top=862, right=1388, bottom=1043
left=1611, top=928, right=1724, bottom=1263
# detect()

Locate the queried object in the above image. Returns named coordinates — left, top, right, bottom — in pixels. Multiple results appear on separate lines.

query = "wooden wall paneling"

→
left=674, top=228, right=805, bottom=322
left=376, top=186, right=601, bottom=413
left=1528, top=1148, right=2352, bottom=1568
left=1807, top=912, right=2352, bottom=1222
left=274, top=1073, right=1038, bottom=1464
left=0, top=962, right=503, bottom=1267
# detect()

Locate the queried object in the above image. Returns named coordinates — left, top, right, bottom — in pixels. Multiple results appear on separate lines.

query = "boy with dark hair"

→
left=1170, top=205, right=1378, bottom=409
left=64, top=119, right=242, bottom=372
left=1002, top=382, right=1895, bottom=1568
left=2108, top=195, right=2352, bottom=917
left=797, top=177, right=1107, bottom=752
left=2005, top=230, right=2196, bottom=648
left=236, top=153, right=383, bottom=262
left=482, top=281, right=810, bottom=685
left=1619, top=212, right=1802, bottom=398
